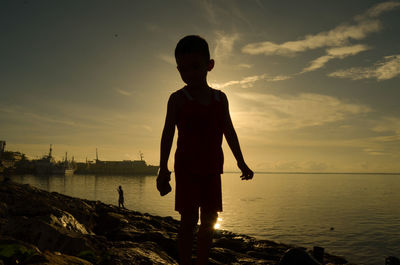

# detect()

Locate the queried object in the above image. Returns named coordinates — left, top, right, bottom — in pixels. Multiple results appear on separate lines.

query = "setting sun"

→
left=214, top=217, right=223, bottom=230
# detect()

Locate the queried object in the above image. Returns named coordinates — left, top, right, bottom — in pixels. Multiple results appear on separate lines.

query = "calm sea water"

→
left=9, top=173, right=400, bottom=265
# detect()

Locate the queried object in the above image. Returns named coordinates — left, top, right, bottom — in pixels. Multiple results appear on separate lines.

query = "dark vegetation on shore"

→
left=0, top=179, right=352, bottom=264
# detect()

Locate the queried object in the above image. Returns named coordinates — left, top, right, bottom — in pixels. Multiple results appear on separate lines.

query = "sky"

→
left=1, top=0, right=400, bottom=173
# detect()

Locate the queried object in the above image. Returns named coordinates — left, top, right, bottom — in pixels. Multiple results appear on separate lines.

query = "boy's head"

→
left=175, top=35, right=210, bottom=61
left=175, top=35, right=214, bottom=86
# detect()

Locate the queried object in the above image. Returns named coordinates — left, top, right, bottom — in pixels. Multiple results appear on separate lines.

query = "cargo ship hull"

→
left=35, top=160, right=76, bottom=175
left=75, top=160, right=159, bottom=175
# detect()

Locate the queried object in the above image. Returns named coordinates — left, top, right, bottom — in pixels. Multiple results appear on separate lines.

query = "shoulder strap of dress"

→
left=181, top=87, right=194, bottom=101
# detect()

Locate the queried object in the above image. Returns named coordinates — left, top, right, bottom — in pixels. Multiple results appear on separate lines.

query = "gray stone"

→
left=0, top=181, right=352, bottom=265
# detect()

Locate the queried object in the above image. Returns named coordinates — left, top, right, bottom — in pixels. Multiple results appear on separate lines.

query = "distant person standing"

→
left=117, top=186, right=125, bottom=208
left=158, top=35, right=254, bottom=265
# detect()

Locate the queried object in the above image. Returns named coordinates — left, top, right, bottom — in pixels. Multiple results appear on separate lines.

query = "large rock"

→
left=0, top=181, right=351, bottom=264
left=0, top=237, right=92, bottom=265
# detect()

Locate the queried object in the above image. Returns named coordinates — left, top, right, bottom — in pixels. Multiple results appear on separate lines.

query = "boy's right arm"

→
left=220, top=92, right=254, bottom=180
left=159, top=93, right=178, bottom=178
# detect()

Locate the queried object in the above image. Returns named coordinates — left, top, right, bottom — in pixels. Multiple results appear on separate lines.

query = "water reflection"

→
left=10, top=174, right=159, bottom=206
left=214, top=217, right=223, bottom=230
left=8, top=173, right=400, bottom=265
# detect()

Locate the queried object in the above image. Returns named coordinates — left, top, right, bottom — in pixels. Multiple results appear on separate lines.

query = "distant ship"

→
left=34, top=145, right=76, bottom=175
left=75, top=150, right=159, bottom=175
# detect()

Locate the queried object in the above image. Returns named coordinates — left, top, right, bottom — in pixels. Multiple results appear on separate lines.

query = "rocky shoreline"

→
left=0, top=180, right=352, bottom=264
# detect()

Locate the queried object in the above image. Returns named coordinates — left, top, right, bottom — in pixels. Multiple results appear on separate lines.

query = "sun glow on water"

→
left=214, top=217, right=223, bottom=230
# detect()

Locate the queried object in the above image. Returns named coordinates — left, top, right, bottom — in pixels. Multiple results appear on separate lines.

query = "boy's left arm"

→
left=221, top=92, right=254, bottom=180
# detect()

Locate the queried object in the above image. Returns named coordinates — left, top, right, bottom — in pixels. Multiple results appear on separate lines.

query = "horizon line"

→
left=224, top=171, right=400, bottom=175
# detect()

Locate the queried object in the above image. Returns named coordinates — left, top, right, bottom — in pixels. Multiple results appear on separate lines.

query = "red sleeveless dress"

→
left=174, top=87, right=224, bottom=212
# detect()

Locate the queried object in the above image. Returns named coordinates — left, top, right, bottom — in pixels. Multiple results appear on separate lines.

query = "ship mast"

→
left=96, top=148, right=99, bottom=162
left=139, top=151, right=143, bottom=161
left=49, top=144, right=53, bottom=158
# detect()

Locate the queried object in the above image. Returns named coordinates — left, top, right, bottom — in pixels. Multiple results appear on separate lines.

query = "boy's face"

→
left=176, top=53, right=214, bottom=86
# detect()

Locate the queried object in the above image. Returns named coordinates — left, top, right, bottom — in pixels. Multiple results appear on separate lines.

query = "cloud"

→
left=23, top=112, right=77, bottom=127
left=114, top=87, right=132, bottom=96
left=212, top=75, right=265, bottom=89
left=372, top=116, right=400, bottom=135
left=214, top=32, right=239, bottom=59
left=237, top=63, right=253, bottom=68
left=269, top=75, right=292, bottom=81
left=0, top=106, right=16, bottom=114
left=2, top=100, right=152, bottom=131
left=0, top=105, right=78, bottom=127
left=363, top=148, right=386, bottom=155
left=304, top=161, right=329, bottom=171
left=242, top=20, right=380, bottom=56
left=242, top=1, right=399, bottom=56
left=337, top=116, right=400, bottom=158
left=327, top=45, right=370, bottom=57
left=259, top=160, right=330, bottom=172
left=197, top=0, right=219, bottom=25
left=272, top=161, right=302, bottom=171
left=145, top=23, right=161, bottom=33
left=371, top=134, right=400, bottom=143
left=355, top=1, right=400, bottom=20
left=359, top=116, right=400, bottom=157
left=302, top=55, right=334, bottom=73
left=158, top=54, right=176, bottom=65
left=302, top=44, right=370, bottom=72
left=232, top=92, right=371, bottom=131
left=328, top=54, right=400, bottom=80
left=197, top=0, right=251, bottom=27
left=1, top=104, right=103, bottom=130
left=212, top=74, right=292, bottom=89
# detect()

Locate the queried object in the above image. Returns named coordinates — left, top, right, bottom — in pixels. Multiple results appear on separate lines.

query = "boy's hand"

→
left=157, top=168, right=172, bottom=196
left=238, top=161, right=254, bottom=180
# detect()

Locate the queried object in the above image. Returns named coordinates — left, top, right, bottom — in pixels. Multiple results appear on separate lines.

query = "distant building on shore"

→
left=0, top=141, right=35, bottom=174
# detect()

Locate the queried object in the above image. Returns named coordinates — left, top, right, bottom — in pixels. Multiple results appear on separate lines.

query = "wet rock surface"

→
left=0, top=181, right=351, bottom=264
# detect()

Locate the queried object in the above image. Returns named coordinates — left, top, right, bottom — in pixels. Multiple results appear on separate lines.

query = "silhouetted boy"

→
left=117, top=185, right=125, bottom=208
left=158, top=35, right=253, bottom=265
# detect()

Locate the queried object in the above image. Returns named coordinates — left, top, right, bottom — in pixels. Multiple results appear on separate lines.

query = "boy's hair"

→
left=175, top=35, right=210, bottom=61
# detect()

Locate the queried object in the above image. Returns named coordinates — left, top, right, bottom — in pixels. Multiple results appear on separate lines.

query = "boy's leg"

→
left=196, top=209, right=218, bottom=265
left=178, top=209, right=199, bottom=265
